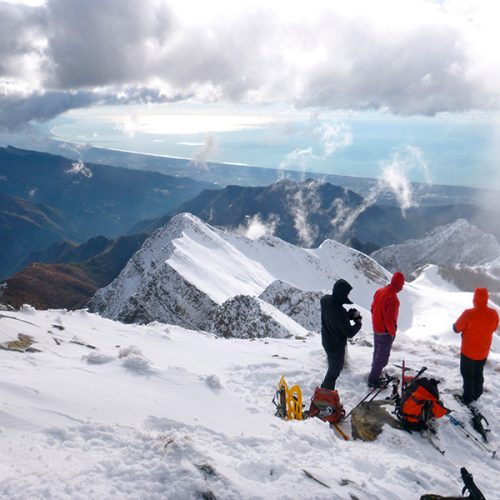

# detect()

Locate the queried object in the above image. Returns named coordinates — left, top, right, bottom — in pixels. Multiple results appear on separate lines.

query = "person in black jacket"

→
left=320, top=279, right=362, bottom=390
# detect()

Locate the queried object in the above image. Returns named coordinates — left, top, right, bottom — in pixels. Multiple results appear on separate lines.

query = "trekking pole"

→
left=413, top=366, right=427, bottom=381
left=447, top=414, right=496, bottom=458
left=344, top=377, right=393, bottom=420
left=401, top=359, right=405, bottom=400
left=344, top=388, right=378, bottom=420
left=403, top=365, right=427, bottom=390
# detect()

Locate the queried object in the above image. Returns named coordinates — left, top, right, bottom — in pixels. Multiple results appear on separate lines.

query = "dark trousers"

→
left=460, top=354, right=487, bottom=404
left=321, top=347, right=345, bottom=390
left=368, top=333, right=394, bottom=384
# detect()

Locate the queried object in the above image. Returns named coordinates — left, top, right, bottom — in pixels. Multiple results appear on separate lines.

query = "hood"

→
left=332, top=279, right=353, bottom=304
left=473, top=288, right=489, bottom=308
left=390, top=272, right=405, bottom=292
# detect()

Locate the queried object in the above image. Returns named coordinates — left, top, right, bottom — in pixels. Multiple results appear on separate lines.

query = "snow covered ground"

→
left=1, top=273, right=499, bottom=499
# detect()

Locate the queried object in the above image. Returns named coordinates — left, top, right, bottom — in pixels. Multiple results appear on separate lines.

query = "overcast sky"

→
left=1, top=0, right=500, bottom=131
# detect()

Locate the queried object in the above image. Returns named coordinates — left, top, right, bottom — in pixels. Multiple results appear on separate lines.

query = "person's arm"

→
left=493, top=311, right=499, bottom=332
left=337, top=308, right=362, bottom=339
left=383, top=295, right=398, bottom=335
left=453, top=310, right=468, bottom=334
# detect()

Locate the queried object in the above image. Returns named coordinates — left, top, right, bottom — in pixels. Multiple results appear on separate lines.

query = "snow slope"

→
left=89, top=213, right=389, bottom=330
left=1, top=292, right=499, bottom=499
left=3, top=215, right=500, bottom=498
left=371, top=219, right=500, bottom=275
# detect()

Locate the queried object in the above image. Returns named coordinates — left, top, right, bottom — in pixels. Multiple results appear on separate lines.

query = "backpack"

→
left=308, top=387, right=345, bottom=423
left=398, top=377, right=449, bottom=430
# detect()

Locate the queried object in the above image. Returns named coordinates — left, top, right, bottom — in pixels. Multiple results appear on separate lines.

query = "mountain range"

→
left=371, top=219, right=500, bottom=275
left=1, top=203, right=499, bottom=498
left=0, top=146, right=212, bottom=278
left=0, top=191, right=75, bottom=279
left=1, top=233, right=146, bottom=309
left=130, top=178, right=499, bottom=251
left=89, top=212, right=389, bottom=334
left=66, top=142, right=494, bottom=207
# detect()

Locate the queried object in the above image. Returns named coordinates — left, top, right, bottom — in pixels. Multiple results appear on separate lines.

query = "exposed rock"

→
left=351, top=400, right=404, bottom=441
left=90, top=261, right=217, bottom=329
left=0, top=333, right=39, bottom=353
left=211, top=295, right=305, bottom=339
left=259, top=280, right=323, bottom=332
left=88, top=215, right=218, bottom=328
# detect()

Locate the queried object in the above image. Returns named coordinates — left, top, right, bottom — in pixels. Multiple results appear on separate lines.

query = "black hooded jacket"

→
left=321, top=279, right=361, bottom=354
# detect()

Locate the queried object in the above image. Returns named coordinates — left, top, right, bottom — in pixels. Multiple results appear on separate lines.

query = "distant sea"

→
left=42, top=114, right=500, bottom=190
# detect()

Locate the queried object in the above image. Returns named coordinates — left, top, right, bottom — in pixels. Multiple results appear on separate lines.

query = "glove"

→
left=348, top=308, right=361, bottom=321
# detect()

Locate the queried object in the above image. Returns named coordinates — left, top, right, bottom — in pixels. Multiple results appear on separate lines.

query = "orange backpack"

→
left=399, top=378, right=449, bottom=429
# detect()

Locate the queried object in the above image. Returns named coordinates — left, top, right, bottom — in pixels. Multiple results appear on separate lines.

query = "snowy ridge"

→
left=89, top=213, right=389, bottom=334
left=371, top=219, right=500, bottom=275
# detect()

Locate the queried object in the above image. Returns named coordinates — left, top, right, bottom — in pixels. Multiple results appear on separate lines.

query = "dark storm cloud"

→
left=0, top=0, right=498, bottom=129
left=0, top=88, right=188, bottom=131
left=0, top=2, right=46, bottom=78
left=45, top=0, right=174, bottom=88
left=296, top=18, right=482, bottom=115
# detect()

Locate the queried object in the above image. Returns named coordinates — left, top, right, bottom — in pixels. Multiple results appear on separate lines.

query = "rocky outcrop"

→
left=351, top=400, right=404, bottom=441
left=89, top=257, right=217, bottom=329
left=0, top=333, right=40, bottom=353
left=89, top=214, right=218, bottom=328
left=259, top=280, right=322, bottom=332
left=211, top=295, right=307, bottom=339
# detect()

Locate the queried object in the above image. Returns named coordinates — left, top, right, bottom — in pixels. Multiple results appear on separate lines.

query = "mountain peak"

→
left=89, top=214, right=388, bottom=327
left=372, top=218, right=500, bottom=275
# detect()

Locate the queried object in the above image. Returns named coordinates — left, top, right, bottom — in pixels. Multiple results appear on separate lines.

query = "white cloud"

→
left=65, top=160, right=92, bottom=178
left=334, top=146, right=431, bottom=237
left=377, top=146, right=432, bottom=211
left=240, top=214, right=279, bottom=240
left=280, top=119, right=353, bottom=174
left=190, top=136, right=216, bottom=170
left=1, top=0, right=500, bottom=128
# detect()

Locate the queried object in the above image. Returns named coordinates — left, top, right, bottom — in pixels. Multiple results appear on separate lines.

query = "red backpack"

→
left=308, top=387, right=345, bottom=423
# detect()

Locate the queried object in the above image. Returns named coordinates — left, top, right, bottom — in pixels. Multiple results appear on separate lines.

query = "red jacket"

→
left=371, top=273, right=404, bottom=336
left=454, top=288, right=498, bottom=360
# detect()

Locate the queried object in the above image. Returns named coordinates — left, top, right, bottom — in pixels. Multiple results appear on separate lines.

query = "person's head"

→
left=390, top=272, right=405, bottom=292
left=473, top=288, right=489, bottom=308
left=332, top=279, right=353, bottom=304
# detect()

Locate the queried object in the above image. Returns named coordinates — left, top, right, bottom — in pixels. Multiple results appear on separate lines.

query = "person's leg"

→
left=368, top=334, right=394, bottom=384
left=368, top=333, right=380, bottom=384
left=321, top=348, right=345, bottom=390
left=473, top=358, right=487, bottom=401
left=460, top=354, right=475, bottom=404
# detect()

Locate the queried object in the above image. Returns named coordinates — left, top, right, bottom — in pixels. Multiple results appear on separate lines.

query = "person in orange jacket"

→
left=453, top=288, right=498, bottom=405
left=368, top=271, right=405, bottom=388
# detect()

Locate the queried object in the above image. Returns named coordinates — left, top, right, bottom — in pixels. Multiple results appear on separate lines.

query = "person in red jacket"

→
left=368, top=272, right=405, bottom=388
left=453, top=288, right=498, bottom=404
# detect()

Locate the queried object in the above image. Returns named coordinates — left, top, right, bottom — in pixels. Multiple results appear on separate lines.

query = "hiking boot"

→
left=368, top=379, right=385, bottom=389
left=456, top=394, right=473, bottom=406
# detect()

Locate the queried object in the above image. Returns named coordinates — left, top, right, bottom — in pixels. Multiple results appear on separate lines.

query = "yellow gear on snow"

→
left=277, top=375, right=303, bottom=420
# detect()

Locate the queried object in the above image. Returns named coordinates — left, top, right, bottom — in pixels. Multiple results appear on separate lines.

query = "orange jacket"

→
left=454, top=288, right=499, bottom=361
